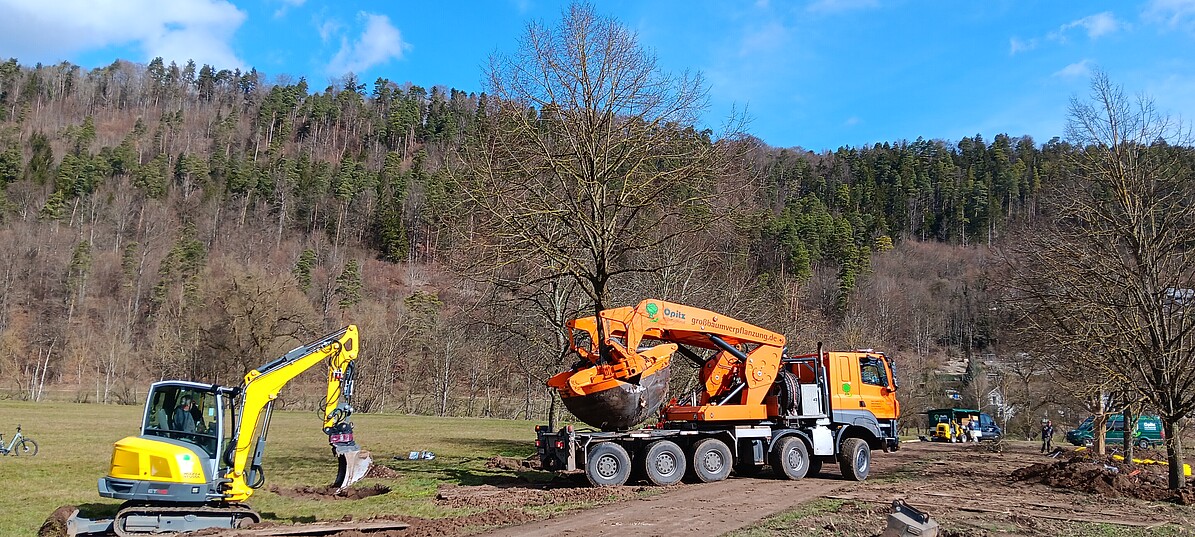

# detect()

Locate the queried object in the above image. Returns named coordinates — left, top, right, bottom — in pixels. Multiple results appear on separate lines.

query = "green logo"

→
left=645, top=303, right=659, bottom=322
left=183, top=455, right=190, bottom=460
left=842, top=382, right=851, bottom=394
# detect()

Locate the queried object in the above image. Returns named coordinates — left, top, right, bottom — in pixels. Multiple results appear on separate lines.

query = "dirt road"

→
left=480, top=475, right=848, bottom=537
left=479, top=451, right=908, bottom=537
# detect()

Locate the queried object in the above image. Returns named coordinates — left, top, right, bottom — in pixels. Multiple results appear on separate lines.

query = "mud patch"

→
left=270, top=483, right=391, bottom=500
left=436, top=482, right=646, bottom=510
left=308, top=511, right=537, bottom=537
left=1012, top=454, right=1194, bottom=503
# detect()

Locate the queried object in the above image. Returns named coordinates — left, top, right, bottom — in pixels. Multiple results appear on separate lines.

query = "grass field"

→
left=0, top=400, right=542, bottom=535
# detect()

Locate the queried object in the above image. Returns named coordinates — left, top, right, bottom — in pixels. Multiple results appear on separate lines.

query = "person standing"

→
left=1040, top=419, right=1055, bottom=453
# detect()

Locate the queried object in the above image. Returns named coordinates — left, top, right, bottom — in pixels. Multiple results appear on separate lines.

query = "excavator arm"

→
left=222, top=325, right=371, bottom=501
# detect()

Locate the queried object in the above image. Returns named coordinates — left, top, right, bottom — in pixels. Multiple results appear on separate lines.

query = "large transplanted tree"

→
left=449, top=2, right=741, bottom=357
left=1007, top=71, right=1195, bottom=489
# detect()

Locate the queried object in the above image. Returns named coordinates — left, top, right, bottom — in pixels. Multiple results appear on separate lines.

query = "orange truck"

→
left=537, top=299, right=900, bottom=486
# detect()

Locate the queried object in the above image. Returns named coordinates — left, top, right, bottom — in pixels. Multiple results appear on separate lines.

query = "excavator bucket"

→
left=334, top=448, right=373, bottom=489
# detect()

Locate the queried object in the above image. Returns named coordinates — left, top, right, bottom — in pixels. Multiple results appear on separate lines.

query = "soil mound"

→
left=270, top=483, right=391, bottom=500
left=37, top=505, right=77, bottom=537
left=365, top=464, right=401, bottom=478
left=1012, top=454, right=1194, bottom=503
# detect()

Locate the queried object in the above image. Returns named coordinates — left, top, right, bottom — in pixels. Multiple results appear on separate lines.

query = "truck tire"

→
left=641, top=440, right=686, bottom=486
left=838, top=438, right=870, bottom=481
left=586, top=442, right=631, bottom=487
left=770, top=436, right=810, bottom=480
left=690, top=438, right=732, bottom=483
left=1137, top=438, right=1150, bottom=449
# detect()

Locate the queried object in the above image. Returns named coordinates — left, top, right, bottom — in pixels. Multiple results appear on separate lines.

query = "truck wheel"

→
left=641, top=440, right=686, bottom=486
left=586, top=442, right=631, bottom=487
left=690, top=438, right=732, bottom=483
left=1137, top=438, right=1150, bottom=449
left=770, top=436, right=810, bottom=481
left=838, top=438, right=870, bottom=481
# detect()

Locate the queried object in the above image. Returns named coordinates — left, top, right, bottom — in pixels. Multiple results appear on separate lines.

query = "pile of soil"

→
left=484, top=455, right=542, bottom=471
left=364, top=464, right=401, bottom=478
left=1012, top=454, right=1195, bottom=504
left=37, top=506, right=76, bottom=537
left=269, top=483, right=391, bottom=500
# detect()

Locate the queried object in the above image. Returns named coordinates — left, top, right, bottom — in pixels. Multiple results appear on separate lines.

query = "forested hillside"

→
left=0, top=57, right=1087, bottom=431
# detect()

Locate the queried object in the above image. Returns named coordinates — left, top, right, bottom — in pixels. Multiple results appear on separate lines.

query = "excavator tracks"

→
left=112, top=503, right=260, bottom=536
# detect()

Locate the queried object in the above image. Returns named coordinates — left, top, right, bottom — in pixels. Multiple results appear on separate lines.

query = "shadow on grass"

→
left=258, top=512, right=316, bottom=524
left=390, top=459, right=572, bottom=489
left=443, top=437, right=535, bottom=458
left=74, top=503, right=122, bottom=519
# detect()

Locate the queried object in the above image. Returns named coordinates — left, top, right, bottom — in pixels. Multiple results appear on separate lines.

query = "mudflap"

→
left=333, top=447, right=374, bottom=490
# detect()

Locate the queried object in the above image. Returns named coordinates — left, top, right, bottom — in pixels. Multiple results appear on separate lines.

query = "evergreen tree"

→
left=335, top=259, right=363, bottom=309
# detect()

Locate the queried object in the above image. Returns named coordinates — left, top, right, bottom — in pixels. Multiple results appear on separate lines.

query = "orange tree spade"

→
left=445, top=2, right=748, bottom=363
left=1004, top=70, right=1195, bottom=489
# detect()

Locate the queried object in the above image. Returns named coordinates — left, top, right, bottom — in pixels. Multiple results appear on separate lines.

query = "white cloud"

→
left=0, top=0, right=246, bottom=69
left=1059, top=12, right=1122, bottom=39
left=326, top=13, right=409, bottom=76
left=1009, top=37, right=1039, bottom=55
left=1010, top=11, right=1123, bottom=56
left=273, top=0, right=306, bottom=19
left=844, top=116, right=862, bottom=127
left=806, top=0, right=879, bottom=15
left=1143, top=0, right=1195, bottom=32
left=1053, top=59, right=1093, bottom=78
left=317, top=19, right=342, bottom=43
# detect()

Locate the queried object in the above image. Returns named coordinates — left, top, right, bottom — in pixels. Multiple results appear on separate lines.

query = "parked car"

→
left=1065, top=414, right=1164, bottom=448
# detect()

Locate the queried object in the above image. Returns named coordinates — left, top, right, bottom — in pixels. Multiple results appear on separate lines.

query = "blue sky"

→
left=1, top=1, right=1193, bottom=152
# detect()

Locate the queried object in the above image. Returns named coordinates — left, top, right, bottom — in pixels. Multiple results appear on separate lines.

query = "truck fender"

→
left=833, top=414, right=882, bottom=450
left=770, top=429, right=814, bottom=456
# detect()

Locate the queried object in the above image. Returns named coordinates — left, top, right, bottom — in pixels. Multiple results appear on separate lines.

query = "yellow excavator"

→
left=59, top=325, right=372, bottom=536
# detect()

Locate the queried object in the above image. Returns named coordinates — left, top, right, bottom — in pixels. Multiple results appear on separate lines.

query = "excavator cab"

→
left=101, top=381, right=236, bottom=507
left=141, top=382, right=226, bottom=460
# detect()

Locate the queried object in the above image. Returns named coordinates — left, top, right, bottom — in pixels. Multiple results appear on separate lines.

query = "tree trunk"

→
left=547, top=393, right=558, bottom=431
left=1163, top=418, right=1186, bottom=490
left=1122, top=407, right=1133, bottom=462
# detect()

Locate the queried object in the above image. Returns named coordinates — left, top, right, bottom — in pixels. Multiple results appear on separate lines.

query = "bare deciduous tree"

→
left=1006, top=70, right=1195, bottom=489
left=449, top=2, right=742, bottom=356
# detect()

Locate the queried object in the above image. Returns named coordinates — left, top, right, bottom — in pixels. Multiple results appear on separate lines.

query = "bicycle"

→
left=0, top=424, right=38, bottom=456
